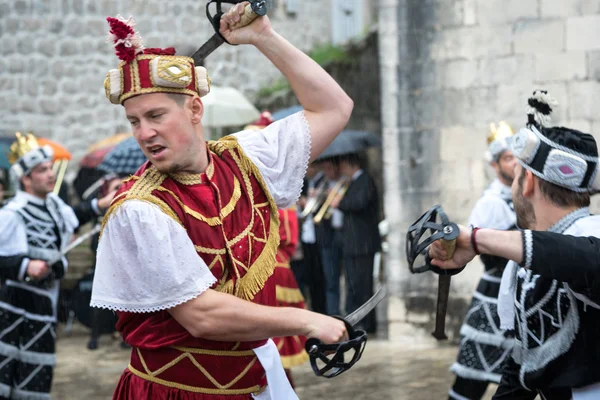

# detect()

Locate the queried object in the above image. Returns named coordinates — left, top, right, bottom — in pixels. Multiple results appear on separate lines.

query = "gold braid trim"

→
left=207, top=137, right=281, bottom=301
left=100, top=167, right=183, bottom=239
left=171, top=346, right=255, bottom=356
left=127, top=364, right=264, bottom=395
left=275, top=286, right=305, bottom=304
left=234, top=216, right=279, bottom=301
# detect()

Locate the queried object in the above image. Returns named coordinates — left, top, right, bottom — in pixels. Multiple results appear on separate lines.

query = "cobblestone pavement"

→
left=52, top=322, right=500, bottom=400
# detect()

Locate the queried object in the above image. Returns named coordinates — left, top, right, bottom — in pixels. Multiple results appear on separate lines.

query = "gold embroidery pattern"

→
left=157, top=59, right=193, bottom=86
left=204, top=138, right=281, bottom=301
left=101, top=167, right=183, bottom=238
left=129, top=347, right=264, bottom=395
left=169, top=172, right=202, bottom=185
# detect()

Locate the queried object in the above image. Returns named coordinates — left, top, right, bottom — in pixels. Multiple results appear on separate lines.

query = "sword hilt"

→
left=233, top=2, right=266, bottom=30
left=207, top=1, right=267, bottom=44
left=305, top=317, right=367, bottom=378
left=439, top=224, right=459, bottom=260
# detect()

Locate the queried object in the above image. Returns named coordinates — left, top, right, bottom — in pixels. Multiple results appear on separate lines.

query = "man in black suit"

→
left=331, top=154, right=381, bottom=333
left=295, top=163, right=327, bottom=314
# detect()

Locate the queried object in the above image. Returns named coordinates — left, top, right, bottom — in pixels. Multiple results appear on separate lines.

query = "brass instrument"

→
left=313, top=178, right=350, bottom=224
left=301, top=179, right=328, bottom=219
left=53, top=159, right=69, bottom=195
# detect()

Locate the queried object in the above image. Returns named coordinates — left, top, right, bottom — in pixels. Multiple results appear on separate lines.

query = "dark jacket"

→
left=337, top=171, right=381, bottom=257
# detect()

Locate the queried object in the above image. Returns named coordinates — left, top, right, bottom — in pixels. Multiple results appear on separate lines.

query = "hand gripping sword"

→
left=406, top=205, right=462, bottom=340
left=191, top=0, right=267, bottom=65
left=305, top=285, right=387, bottom=378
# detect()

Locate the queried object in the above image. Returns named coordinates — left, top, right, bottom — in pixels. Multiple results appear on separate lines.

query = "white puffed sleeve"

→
left=233, top=111, right=311, bottom=208
left=90, top=200, right=217, bottom=313
left=467, top=195, right=516, bottom=230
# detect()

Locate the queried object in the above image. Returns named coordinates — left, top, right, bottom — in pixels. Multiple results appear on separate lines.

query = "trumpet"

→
left=313, top=178, right=350, bottom=224
left=301, top=179, right=328, bottom=218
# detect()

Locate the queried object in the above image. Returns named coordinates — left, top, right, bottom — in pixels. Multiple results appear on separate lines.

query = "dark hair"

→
left=339, top=153, right=361, bottom=167
left=519, top=169, right=590, bottom=208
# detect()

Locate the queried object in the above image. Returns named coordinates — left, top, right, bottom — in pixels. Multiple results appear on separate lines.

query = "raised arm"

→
left=220, top=2, right=354, bottom=161
left=429, top=227, right=600, bottom=294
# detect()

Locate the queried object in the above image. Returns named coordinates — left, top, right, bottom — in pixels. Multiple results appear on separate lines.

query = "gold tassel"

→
left=280, top=350, right=309, bottom=369
left=276, top=286, right=305, bottom=304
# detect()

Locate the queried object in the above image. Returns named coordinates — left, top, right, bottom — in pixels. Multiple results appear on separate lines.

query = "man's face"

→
left=338, top=161, right=354, bottom=178
left=322, top=161, right=338, bottom=180
left=22, top=161, right=55, bottom=198
left=511, top=163, right=536, bottom=229
left=493, top=150, right=517, bottom=185
left=124, top=93, right=201, bottom=174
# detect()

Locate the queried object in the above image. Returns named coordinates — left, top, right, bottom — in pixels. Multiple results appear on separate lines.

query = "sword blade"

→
left=431, top=275, right=451, bottom=340
left=345, top=285, right=387, bottom=327
left=191, top=34, right=225, bottom=65
left=49, top=224, right=101, bottom=266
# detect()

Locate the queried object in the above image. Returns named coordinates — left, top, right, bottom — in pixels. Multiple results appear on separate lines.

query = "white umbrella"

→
left=201, top=85, right=261, bottom=128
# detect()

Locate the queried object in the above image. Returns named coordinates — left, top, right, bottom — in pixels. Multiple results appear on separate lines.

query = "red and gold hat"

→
left=104, top=15, right=211, bottom=105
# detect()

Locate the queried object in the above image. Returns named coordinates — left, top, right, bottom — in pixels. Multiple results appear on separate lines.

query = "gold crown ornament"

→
left=486, top=121, right=515, bottom=161
left=8, top=132, right=54, bottom=178
left=487, top=121, right=514, bottom=145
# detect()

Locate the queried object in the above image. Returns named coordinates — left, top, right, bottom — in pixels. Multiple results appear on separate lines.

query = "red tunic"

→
left=102, top=137, right=280, bottom=399
left=272, top=208, right=308, bottom=369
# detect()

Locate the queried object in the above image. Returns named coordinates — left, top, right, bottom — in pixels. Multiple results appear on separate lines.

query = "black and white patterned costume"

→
left=449, top=179, right=517, bottom=399
left=0, top=190, right=81, bottom=399
left=495, top=210, right=600, bottom=399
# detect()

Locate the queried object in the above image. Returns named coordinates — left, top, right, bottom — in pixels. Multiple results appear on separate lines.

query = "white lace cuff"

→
left=90, top=200, right=217, bottom=313
left=233, top=111, right=311, bottom=208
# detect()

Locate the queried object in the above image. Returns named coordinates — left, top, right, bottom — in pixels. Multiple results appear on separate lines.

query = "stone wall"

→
left=380, top=0, right=600, bottom=340
left=0, top=0, right=333, bottom=175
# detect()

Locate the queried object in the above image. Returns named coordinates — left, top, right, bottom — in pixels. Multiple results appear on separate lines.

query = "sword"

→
left=305, top=285, right=387, bottom=378
left=406, top=205, right=459, bottom=341
left=191, top=0, right=267, bottom=65
left=47, top=224, right=102, bottom=266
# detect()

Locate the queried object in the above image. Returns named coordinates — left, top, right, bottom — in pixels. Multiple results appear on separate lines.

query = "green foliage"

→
left=308, top=43, right=351, bottom=67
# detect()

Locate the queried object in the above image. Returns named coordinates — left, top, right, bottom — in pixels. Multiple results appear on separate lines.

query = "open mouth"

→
left=148, top=145, right=166, bottom=157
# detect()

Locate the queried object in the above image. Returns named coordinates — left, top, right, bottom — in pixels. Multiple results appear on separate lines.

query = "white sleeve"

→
left=233, top=111, right=311, bottom=208
left=467, top=196, right=516, bottom=230
left=0, top=209, right=28, bottom=257
left=90, top=200, right=217, bottom=313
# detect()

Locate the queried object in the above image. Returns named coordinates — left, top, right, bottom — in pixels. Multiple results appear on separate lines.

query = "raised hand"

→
left=219, top=1, right=272, bottom=45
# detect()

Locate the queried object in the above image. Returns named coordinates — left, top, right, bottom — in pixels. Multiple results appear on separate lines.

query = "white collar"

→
left=14, top=190, right=47, bottom=206
left=351, top=169, right=364, bottom=181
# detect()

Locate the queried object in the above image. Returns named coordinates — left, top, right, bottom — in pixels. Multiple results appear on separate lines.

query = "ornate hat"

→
left=243, top=111, right=274, bottom=131
left=486, top=121, right=515, bottom=161
left=8, top=132, right=54, bottom=179
left=511, top=90, right=600, bottom=193
left=104, top=15, right=211, bottom=105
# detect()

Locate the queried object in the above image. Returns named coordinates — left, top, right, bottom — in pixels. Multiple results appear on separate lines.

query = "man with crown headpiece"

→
left=0, top=132, right=117, bottom=399
left=430, top=90, right=600, bottom=399
left=90, top=3, right=353, bottom=399
left=447, top=122, right=518, bottom=399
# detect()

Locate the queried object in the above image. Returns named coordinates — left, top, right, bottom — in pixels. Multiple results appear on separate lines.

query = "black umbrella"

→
left=317, top=130, right=381, bottom=160
left=98, top=136, right=147, bottom=175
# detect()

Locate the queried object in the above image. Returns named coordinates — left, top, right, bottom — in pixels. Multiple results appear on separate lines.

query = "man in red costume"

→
left=91, top=3, right=353, bottom=399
